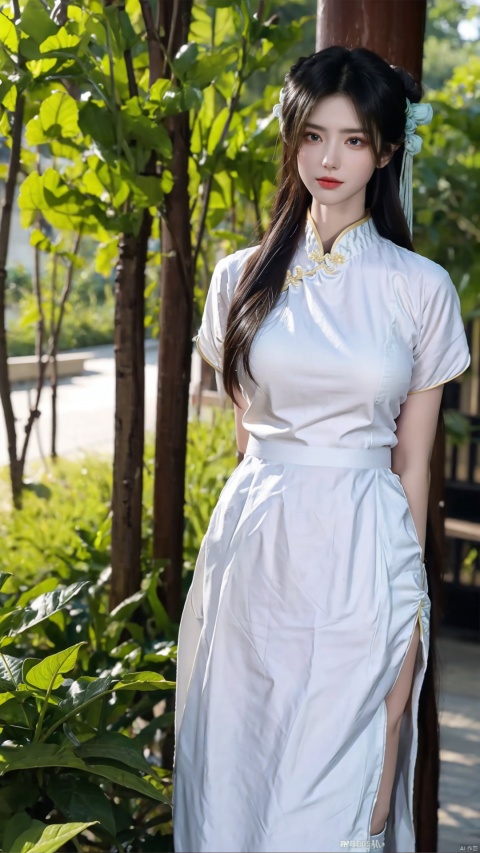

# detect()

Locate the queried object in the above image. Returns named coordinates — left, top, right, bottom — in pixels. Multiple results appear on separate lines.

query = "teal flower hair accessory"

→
left=399, top=98, right=433, bottom=236
left=272, top=87, right=286, bottom=133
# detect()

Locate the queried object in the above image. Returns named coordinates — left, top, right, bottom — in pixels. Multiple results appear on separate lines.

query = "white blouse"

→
left=194, top=209, right=471, bottom=451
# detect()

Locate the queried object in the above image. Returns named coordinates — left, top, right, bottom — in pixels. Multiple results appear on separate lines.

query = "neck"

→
left=310, top=199, right=368, bottom=253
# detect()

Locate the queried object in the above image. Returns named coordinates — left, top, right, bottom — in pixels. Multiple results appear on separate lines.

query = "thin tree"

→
left=152, top=0, right=194, bottom=624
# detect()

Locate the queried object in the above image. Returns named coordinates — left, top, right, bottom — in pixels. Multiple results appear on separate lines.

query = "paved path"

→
left=0, top=345, right=478, bottom=850
left=437, top=632, right=480, bottom=852
left=0, top=342, right=159, bottom=467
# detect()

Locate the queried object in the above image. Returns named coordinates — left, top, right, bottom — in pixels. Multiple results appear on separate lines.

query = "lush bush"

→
left=6, top=292, right=115, bottom=358
left=0, top=572, right=177, bottom=853
left=0, top=407, right=237, bottom=852
left=0, top=408, right=237, bottom=593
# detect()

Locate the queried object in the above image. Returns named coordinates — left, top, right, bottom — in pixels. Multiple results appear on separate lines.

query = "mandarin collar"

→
left=301, top=207, right=381, bottom=272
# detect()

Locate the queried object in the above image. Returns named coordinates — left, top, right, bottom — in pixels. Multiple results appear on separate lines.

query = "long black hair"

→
left=223, top=44, right=424, bottom=403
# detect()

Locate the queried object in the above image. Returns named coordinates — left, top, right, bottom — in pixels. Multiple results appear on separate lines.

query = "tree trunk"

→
left=110, top=214, right=150, bottom=609
left=153, top=0, right=194, bottom=624
left=109, top=0, right=159, bottom=611
left=315, top=2, right=437, bottom=848
left=0, top=91, right=24, bottom=507
left=316, top=0, right=426, bottom=82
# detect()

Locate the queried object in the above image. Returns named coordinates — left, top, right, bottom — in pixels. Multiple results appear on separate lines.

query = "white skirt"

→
left=173, top=438, right=431, bottom=853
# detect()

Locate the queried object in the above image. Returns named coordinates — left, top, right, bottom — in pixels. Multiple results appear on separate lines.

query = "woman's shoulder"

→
left=214, top=243, right=259, bottom=275
left=211, top=244, right=260, bottom=299
left=375, top=236, right=452, bottom=289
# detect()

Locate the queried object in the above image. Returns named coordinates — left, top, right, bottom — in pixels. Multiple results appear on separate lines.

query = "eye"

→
left=348, top=137, right=367, bottom=146
left=304, top=132, right=321, bottom=142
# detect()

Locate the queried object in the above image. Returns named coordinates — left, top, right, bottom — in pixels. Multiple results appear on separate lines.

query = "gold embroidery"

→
left=281, top=254, right=346, bottom=292
left=307, top=248, right=344, bottom=264
left=281, top=208, right=371, bottom=292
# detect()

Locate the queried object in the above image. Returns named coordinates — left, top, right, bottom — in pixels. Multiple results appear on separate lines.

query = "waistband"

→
left=245, top=436, right=392, bottom=469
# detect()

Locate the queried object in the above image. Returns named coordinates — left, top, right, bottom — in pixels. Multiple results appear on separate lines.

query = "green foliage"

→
left=0, top=456, right=112, bottom=587
left=0, top=408, right=237, bottom=850
left=7, top=290, right=115, bottom=356
left=0, top=573, right=176, bottom=851
left=414, top=55, right=480, bottom=316
left=0, top=407, right=237, bottom=590
left=424, top=0, right=480, bottom=87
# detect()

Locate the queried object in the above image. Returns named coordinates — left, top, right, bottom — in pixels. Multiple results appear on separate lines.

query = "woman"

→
left=172, top=45, right=471, bottom=853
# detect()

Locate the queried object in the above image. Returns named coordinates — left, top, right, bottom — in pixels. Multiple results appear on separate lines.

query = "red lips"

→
left=317, top=178, right=343, bottom=184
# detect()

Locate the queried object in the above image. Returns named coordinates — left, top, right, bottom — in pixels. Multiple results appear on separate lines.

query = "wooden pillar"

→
left=315, top=3, right=439, bottom=849
left=316, top=0, right=426, bottom=82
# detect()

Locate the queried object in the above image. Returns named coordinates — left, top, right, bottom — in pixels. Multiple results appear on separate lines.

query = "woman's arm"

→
left=233, top=393, right=250, bottom=461
left=392, top=384, right=444, bottom=561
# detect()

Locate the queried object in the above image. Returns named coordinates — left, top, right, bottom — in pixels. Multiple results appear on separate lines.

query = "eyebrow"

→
left=305, top=123, right=366, bottom=133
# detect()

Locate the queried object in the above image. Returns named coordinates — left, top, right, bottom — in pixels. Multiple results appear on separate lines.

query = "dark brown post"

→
left=315, top=2, right=438, bottom=848
left=316, top=0, right=426, bottom=83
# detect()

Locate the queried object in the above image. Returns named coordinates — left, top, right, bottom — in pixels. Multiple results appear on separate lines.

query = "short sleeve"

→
left=193, top=247, right=257, bottom=374
left=408, top=272, right=471, bottom=394
left=193, top=258, right=231, bottom=374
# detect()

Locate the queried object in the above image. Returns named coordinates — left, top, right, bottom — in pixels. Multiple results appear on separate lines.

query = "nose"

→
left=321, top=142, right=340, bottom=170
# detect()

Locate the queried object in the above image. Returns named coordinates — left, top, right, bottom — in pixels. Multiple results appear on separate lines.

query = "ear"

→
left=378, top=143, right=402, bottom=169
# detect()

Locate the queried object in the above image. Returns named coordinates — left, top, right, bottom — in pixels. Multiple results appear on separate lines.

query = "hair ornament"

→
left=272, top=87, right=286, bottom=132
left=399, top=97, right=433, bottom=235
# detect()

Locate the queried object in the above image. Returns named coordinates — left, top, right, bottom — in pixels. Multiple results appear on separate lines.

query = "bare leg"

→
left=370, top=620, right=421, bottom=836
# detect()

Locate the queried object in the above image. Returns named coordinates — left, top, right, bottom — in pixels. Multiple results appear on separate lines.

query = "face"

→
left=296, top=94, right=394, bottom=209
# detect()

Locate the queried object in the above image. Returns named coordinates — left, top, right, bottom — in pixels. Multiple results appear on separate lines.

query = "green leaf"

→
left=0, top=743, right=87, bottom=774
left=82, top=764, right=171, bottom=804
left=0, top=695, right=32, bottom=725
left=118, top=10, right=137, bottom=50
left=39, top=27, right=80, bottom=54
left=26, top=92, right=80, bottom=146
left=18, top=171, right=99, bottom=233
left=161, top=169, right=174, bottom=194
left=0, top=12, right=19, bottom=53
left=47, top=775, right=116, bottom=838
left=172, top=42, right=199, bottom=78
left=132, top=176, right=164, bottom=206
left=0, top=742, right=170, bottom=804
left=161, top=86, right=202, bottom=116
left=0, top=581, right=88, bottom=641
left=120, top=99, right=173, bottom=157
left=47, top=675, right=115, bottom=734
left=0, top=572, right=12, bottom=591
left=109, top=590, right=145, bottom=621
left=20, top=0, right=58, bottom=43
left=4, top=813, right=33, bottom=851
left=95, top=237, right=119, bottom=277
left=0, top=780, right=39, bottom=819
left=148, top=78, right=171, bottom=103
left=79, top=101, right=117, bottom=149
left=5, top=819, right=97, bottom=853
left=186, top=48, right=237, bottom=89
left=207, top=105, right=230, bottom=155
left=103, top=5, right=126, bottom=57
left=116, top=671, right=176, bottom=691
left=16, top=577, right=58, bottom=607
left=25, top=642, right=85, bottom=691
left=75, top=731, right=152, bottom=775
left=0, top=653, right=24, bottom=688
